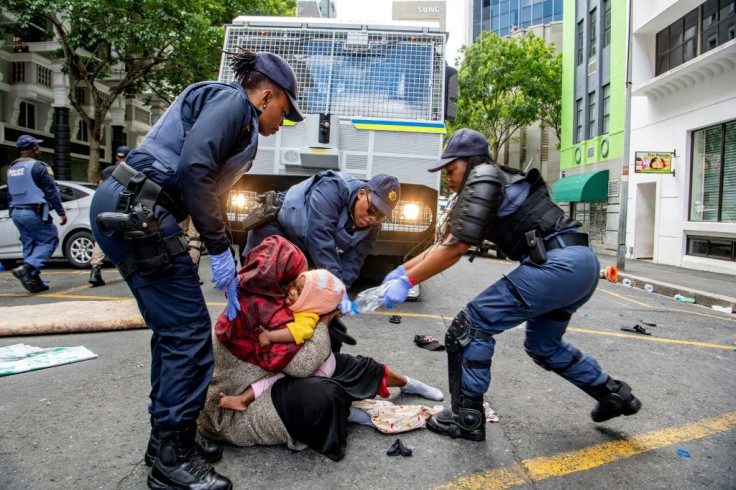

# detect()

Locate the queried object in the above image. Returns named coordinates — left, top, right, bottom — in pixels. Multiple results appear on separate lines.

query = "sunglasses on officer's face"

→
left=365, top=191, right=387, bottom=222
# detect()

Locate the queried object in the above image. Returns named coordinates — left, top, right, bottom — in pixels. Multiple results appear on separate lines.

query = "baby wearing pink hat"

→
left=219, top=270, right=345, bottom=412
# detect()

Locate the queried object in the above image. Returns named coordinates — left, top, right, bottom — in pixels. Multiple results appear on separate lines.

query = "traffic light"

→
left=444, top=65, right=458, bottom=121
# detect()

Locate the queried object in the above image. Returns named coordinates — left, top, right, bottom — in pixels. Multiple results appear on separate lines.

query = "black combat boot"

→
left=145, top=419, right=223, bottom=466
left=12, top=263, right=45, bottom=293
left=426, top=394, right=485, bottom=441
left=583, top=377, right=642, bottom=422
left=88, top=266, right=105, bottom=287
left=147, top=425, right=231, bottom=490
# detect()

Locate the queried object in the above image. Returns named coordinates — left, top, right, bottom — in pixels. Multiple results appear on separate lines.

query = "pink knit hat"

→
left=288, top=269, right=345, bottom=315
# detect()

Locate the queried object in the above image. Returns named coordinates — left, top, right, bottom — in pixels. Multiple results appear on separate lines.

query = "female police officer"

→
left=90, top=50, right=302, bottom=489
left=380, top=129, right=641, bottom=442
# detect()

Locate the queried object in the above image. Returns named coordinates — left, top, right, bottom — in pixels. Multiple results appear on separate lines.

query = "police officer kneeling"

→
left=7, top=135, right=67, bottom=293
left=380, top=129, right=641, bottom=441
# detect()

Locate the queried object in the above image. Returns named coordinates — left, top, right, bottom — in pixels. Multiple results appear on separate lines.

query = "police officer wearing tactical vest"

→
left=7, top=135, right=67, bottom=293
left=90, top=50, right=302, bottom=490
left=243, top=171, right=401, bottom=316
left=380, top=129, right=641, bottom=442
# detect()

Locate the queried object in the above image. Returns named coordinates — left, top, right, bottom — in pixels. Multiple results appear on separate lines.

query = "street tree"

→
left=452, top=31, right=561, bottom=161
left=4, top=0, right=295, bottom=183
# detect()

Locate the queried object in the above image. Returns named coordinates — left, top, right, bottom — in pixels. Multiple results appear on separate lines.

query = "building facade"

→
left=628, top=0, right=736, bottom=274
left=393, top=1, right=447, bottom=31
left=297, top=0, right=337, bottom=18
left=472, top=0, right=563, bottom=39
left=557, top=0, right=622, bottom=252
left=469, top=0, right=564, bottom=185
left=0, top=12, right=158, bottom=183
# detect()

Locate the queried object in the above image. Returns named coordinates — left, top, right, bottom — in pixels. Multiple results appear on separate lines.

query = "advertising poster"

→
left=635, top=151, right=673, bottom=174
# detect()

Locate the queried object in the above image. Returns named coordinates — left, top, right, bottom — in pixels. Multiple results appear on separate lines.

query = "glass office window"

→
left=576, top=98, right=583, bottom=143
left=603, top=0, right=611, bottom=47
left=587, top=91, right=596, bottom=138
left=601, top=84, right=610, bottom=134
left=589, top=8, right=597, bottom=57
left=690, top=120, right=736, bottom=222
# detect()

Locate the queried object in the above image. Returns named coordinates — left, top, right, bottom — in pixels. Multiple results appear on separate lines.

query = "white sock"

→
left=347, top=407, right=373, bottom=426
left=400, top=377, right=444, bottom=401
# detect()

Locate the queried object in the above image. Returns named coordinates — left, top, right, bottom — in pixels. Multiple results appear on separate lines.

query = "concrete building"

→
left=556, top=0, right=621, bottom=252
left=0, top=12, right=157, bottom=182
left=392, top=1, right=446, bottom=31
left=297, top=0, right=337, bottom=18
left=557, top=0, right=735, bottom=275
left=471, top=0, right=563, bottom=39
left=468, top=0, right=563, bottom=185
left=628, top=0, right=736, bottom=274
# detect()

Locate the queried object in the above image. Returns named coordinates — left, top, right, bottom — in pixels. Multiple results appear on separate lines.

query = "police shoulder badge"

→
left=388, top=190, right=398, bottom=202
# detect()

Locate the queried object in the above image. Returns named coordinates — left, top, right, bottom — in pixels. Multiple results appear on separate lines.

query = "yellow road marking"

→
left=437, top=411, right=736, bottom=489
left=598, top=288, right=736, bottom=323
left=567, top=327, right=734, bottom=350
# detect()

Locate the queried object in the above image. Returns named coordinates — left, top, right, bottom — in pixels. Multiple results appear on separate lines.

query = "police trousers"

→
left=460, top=241, right=607, bottom=397
left=90, top=178, right=213, bottom=430
left=12, top=209, right=59, bottom=271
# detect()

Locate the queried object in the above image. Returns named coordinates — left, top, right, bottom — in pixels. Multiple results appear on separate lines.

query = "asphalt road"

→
left=1, top=256, right=735, bottom=489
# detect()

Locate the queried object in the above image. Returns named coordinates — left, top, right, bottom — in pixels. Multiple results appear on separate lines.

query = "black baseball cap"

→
left=254, top=52, right=303, bottom=122
left=116, top=146, right=132, bottom=158
left=428, top=128, right=489, bottom=172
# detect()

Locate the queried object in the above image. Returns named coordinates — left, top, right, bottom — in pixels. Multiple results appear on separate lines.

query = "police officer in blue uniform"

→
left=7, top=135, right=67, bottom=293
left=381, top=129, right=641, bottom=441
left=90, top=50, right=302, bottom=490
left=244, top=171, right=400, bottom=322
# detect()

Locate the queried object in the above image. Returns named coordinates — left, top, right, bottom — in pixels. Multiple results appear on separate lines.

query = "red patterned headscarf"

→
left=214, top=235, right=308, bottom=371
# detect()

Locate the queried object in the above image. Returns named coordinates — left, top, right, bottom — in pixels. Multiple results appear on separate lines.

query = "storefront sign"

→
left=634, top=151, right=673, bottom=174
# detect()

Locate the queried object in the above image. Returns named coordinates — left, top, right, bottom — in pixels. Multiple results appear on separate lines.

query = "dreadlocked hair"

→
left=227, top=48, right=273, bottom=88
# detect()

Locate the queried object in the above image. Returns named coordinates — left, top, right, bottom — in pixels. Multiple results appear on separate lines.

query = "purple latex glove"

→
left=223, top=275, right=241, bottom=321
left=381, top=275, right=413, bottom=307
left=382, top=265, right=406, bottom=285
left=339, top=291, right=352, bottom=315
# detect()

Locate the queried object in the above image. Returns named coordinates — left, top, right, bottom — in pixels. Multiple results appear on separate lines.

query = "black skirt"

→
left=271, top=353, right=385, bottom=461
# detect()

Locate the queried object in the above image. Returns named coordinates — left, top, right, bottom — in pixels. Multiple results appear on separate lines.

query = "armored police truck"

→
left=222, top=16, right=456, bottom=272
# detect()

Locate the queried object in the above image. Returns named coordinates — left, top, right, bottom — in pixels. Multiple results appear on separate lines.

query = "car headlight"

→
left=401, top=203, right=420, bottom=221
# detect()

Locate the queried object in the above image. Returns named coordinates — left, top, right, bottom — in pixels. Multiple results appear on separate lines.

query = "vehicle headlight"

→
left=401, top=203, right=420, bottom=221
left=231, top=192, right=247, bottom=210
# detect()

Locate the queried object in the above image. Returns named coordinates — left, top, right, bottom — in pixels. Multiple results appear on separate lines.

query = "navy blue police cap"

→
left=254, top=52, right=304, bottom=122
left=428, top=129, right=489, bottom=172
left=16, top=134, right=44, bottom=150
left=366, top=174, right=401, bottom=217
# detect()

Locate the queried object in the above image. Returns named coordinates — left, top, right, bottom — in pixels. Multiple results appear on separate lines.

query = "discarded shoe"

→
left=414, top=335, right=445, bottom=351
left=386, top=438, right=412, bottom=457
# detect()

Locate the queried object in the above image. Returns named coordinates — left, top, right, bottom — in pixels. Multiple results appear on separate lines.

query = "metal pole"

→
left=616, top=0, right=633, bottom=271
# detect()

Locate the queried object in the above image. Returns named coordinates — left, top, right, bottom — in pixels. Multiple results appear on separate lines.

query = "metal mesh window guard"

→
left=220, top=26, right=446, bottom=122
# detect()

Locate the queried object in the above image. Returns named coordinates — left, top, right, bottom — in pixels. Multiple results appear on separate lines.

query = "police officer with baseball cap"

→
left=7, top=135, right=67, bottom=293
left=89, top=49, right=303, bottom=490
left=244, top=170, right=401, bottom=312
left=379, top=128, right=641, bottom=442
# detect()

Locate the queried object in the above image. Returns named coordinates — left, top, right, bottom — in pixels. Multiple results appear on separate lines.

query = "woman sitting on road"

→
left=198, top=235, right=442, bottom=461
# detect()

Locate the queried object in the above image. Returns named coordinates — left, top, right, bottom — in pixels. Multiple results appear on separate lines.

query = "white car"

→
left=0, top=181, right=98, bottom=269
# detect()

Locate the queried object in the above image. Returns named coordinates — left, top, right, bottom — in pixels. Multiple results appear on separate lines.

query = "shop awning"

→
left=551, top=170, right=609, bottom=202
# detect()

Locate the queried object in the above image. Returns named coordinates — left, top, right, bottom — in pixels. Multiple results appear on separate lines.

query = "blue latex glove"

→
left=339, top=291, right=352, bottom=315
left=210, top=249, right=237, bottom=290
left=382, top=265, right=406, bottom=285
left=381, top=276, right=413, bottom=307
left=223, top=275, right=241, bottom=321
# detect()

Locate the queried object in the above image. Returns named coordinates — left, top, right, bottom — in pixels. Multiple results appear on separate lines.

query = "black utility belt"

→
left=525, top=231, right=588, bottom=265
left=11, top=204, right=44, bottom=212
left=544, top=233, right=588, bottom=251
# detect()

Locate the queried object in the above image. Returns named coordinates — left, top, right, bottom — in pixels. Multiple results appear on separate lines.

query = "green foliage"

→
left=453, top=31, right=561, bottom=161
left=4, top=0, right=295, bottom=181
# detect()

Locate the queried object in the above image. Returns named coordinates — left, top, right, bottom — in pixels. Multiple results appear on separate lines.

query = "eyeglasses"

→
left=365, top=191, right=387, bottom=222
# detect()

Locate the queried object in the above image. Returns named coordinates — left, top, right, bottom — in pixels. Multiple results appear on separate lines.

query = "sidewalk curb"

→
left=613, top=273, right=735, bottom=311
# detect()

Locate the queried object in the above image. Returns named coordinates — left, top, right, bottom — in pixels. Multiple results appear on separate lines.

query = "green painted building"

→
left=556, top=0, right=626, bottom=252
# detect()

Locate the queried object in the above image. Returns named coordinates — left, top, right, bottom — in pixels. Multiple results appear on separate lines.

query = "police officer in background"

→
left=90, top=50, right=302, bottom=490
left=89, top=145, right=132, bottom=287
left=380, top=129, right=641, bottom=442
left=243, top=170, right=401, bottom=320
left=7, top=135, right=67, bottom=293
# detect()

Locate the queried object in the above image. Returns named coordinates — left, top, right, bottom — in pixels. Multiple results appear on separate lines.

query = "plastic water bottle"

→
left=350, top=282, right=393, bottom=314
left=622, top=278, right=632, bottom=287
left=674, top=294, right=695, bottom=303
left=644, top=284, right=654, bottom=293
